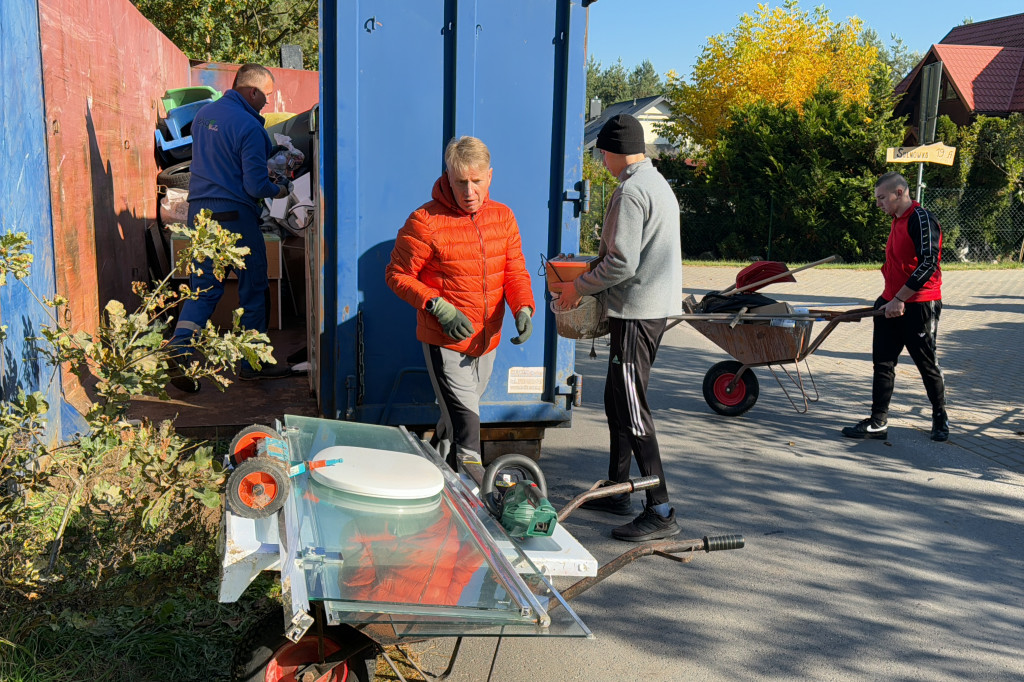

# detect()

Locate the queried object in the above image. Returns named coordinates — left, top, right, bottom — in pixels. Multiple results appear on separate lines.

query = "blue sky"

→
left=586, top=1, right=1024, bottom=78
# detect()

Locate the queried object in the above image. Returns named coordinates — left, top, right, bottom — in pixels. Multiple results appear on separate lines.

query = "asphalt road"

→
left=408, top=266, right=1024, bottom=682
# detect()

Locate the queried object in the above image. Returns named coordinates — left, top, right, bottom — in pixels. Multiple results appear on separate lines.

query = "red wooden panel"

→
left=189, top=62, right=320, bottom=115
left=38, top=0, right=191, bottom=407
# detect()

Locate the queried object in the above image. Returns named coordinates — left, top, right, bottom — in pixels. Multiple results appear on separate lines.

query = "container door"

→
left=451, top=0, right=584, bottom=424
left=320, top=1, right=454, bottom=421
left=319, top=1, right=586, bottom=427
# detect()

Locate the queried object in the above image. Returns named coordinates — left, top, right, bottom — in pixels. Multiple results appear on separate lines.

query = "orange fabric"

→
left=339, top=511, right=485, bottom=606
left=385, top=173, right=535, bottom=356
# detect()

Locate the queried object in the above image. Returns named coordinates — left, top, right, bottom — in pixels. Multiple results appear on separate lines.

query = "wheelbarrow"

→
left=217, top=416, right=744, bottom=681
left=669, top=256, right=882, bottom=416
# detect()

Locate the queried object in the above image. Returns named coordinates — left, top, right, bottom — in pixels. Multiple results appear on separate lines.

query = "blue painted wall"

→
left=0, top=0, right=74, bottom=441
left=319, top=0, right=586, bottom=427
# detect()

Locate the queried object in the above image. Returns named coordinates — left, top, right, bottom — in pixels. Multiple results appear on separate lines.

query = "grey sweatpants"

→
left=423, top=343, right=496, bottom=470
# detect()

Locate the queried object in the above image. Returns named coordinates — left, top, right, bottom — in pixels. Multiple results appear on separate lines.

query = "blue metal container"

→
left=315, top=1, right=589, bottom=436
left=0, top=0, right=85, bottom=443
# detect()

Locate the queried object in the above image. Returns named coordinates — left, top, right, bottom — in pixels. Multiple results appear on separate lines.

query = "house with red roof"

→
left=894, top=13, right=1024, bottom=143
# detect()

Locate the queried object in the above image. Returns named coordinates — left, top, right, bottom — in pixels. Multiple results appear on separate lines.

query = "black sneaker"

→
left=166, top=355, right=200, bottom=393
left=580, top=491, right=633, bottom=516
left=931, top=413, right=949, bottom=442
left=239, top=363, right=294, bottom=381
left=612, top=506, right=680, bottom=542
left=841, top=417, right=888, bottom=439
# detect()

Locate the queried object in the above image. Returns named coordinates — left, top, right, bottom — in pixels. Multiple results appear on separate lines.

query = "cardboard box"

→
left=169, top=233, right=282, bottom=280
left=545, top=255, right=597, bottom=292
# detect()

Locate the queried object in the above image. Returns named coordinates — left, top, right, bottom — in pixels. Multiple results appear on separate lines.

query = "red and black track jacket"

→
left=881, top=201, right=942, bottom=303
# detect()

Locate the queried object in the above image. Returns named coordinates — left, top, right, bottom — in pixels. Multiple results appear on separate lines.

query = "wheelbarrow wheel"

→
left=226, top=457, right=290, bottom=519
left=233, top=609, right=375, bottom=682
left=703, top=361, right=759, bottom=416
left=228, top=424, right=283, bottom=468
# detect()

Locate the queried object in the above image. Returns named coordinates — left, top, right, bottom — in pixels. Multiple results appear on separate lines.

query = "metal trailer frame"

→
left=220, top=420, right=744, bottom=681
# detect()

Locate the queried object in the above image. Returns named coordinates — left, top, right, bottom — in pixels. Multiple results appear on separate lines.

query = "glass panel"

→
left=279, top=415, right=589, bottom=638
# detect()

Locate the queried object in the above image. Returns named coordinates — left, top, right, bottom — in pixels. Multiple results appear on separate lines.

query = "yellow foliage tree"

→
left=661, top=1, right=879, bottom=148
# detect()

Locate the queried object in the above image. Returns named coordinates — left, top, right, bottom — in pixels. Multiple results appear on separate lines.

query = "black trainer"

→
left=612, top=506, right=680, bottom=542
left=165, top=354, right=200, bottom=393
left=239, top=363, right=294, bottom=381
left=931, top=413, right=950, bottom=442
left=841, top=417, right=888, bottom=439
left=580, top=491, right=633, bottom=516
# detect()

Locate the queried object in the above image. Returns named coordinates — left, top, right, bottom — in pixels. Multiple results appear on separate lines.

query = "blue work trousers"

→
left=170, top=203, right=269, bottom=359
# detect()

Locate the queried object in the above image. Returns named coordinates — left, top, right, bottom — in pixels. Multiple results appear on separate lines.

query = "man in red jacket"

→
left=386, top=137, right=535, bottom=469
left=842, top=172, right=949, bottom=442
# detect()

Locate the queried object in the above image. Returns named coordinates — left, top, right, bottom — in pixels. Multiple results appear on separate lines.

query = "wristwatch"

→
left=425, top=297, right=440, bottom=312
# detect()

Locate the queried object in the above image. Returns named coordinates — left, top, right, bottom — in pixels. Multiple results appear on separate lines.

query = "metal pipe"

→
left=560, top=535, right=745, bottom=603
left=557, top=476, right=659, bottom=522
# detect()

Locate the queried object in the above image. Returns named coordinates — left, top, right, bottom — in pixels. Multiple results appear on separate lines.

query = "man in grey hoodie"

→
left=553, top=114, right=683, bottom=541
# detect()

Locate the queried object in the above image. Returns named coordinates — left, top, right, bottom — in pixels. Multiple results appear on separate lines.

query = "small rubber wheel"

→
left=702, top=361, right=759, bottom=416
left=229, top=424, right=283, bottom=467
left=226, top=457, right=290, bottom=519
left=233, top=610, right=375, bottom=682
left=156, top=160, right=192, bottom=189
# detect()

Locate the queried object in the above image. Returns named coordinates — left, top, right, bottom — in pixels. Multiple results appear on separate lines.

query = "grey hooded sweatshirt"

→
left=574, top=158, right=682, bottom=319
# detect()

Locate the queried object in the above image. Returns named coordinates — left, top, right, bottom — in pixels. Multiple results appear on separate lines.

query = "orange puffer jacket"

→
left=385, top=173, right=535, bottom=356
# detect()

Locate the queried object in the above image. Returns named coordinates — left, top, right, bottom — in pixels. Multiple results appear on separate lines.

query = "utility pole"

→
left=916, top=61, right=943, bottom=203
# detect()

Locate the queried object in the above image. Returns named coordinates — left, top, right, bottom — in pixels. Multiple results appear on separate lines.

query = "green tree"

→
left=860, top=28, right=923, bottom=90
left=692, top=87, right=904, bottom=261
left=580, top=152, right=619, bottom=254
left=590, top=58, right=630, bottom=107
left=131, top=0, right=319, bottom=69
left=627, top=60, right=664, bottom=101
left=587, top=57, right=664, bottom=110
left=956, top=115, right=1024, bottom=256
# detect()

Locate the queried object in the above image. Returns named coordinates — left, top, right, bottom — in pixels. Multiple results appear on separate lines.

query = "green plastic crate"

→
left=160, top=86, right=221, bottom=113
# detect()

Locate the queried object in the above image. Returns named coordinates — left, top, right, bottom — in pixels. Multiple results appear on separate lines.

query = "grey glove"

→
left=428, top=298, right=473, bottom=341
left=274, top=183, right=290, bottom=200
left=510, top=308, right=532, bottom=345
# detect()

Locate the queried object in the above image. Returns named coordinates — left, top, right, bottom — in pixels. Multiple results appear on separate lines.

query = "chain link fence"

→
left=584, top=182, right=1024, bottom=263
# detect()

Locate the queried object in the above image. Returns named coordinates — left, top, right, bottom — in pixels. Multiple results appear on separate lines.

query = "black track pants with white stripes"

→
left=604, top=317, right=670, bottom=507
left=870, top=297, right=946, bottom=422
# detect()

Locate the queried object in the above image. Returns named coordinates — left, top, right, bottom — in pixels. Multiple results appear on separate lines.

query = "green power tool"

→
left=498, top=480, right=557, bottom=538
left=481, top=454, right=558, bottom=539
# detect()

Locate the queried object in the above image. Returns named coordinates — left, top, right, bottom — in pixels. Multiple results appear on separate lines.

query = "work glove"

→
left=510, top=308, right=533, bottom=345
left=274, top=183, right=290, bottom=200
left=429, top=298, right=474, bottom=341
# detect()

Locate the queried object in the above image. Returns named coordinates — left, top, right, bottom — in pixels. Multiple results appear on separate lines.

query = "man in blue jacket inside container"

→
left=168, top=63, right=292, bottom=391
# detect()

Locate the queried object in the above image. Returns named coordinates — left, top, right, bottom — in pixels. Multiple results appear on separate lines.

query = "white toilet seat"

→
left=309, top=445, right=444, bottom=500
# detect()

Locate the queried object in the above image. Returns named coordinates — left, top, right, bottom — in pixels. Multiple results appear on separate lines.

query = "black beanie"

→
left=596, top=114, right=645, bottom=154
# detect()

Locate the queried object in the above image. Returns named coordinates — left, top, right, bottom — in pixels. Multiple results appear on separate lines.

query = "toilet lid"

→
left=309, top=446, right=444, bottom=499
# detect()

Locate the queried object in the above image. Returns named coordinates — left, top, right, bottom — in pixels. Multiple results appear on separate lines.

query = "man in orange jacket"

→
left=386, top=137, right=535, bottom=470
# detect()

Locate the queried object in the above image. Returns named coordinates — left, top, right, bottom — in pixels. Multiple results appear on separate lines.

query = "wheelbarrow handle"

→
left=834, top=307, right=886, bottom=322
left=557, top=476, right=662, bottom=521
left=630, top=475, right=661, bottom=491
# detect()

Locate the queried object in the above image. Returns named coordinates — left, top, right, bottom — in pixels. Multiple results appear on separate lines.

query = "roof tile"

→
left=933, top=44, right=1024, bottom=112
left=940, top=13, right=1024, bottom=48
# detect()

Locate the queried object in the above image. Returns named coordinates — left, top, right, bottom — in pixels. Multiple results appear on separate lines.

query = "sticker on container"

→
left=508, top=367, right=544, bottom=394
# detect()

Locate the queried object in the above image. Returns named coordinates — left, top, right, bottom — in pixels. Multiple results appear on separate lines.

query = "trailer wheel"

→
left=226, top=457, right=290, bottom=519
left=232, top=610, right=375, bottom=682
left=229, top=424, right=283, bottom=467
left=703, top=361, right=759, bottom=416
left=156, top=160, right=191, bottom=189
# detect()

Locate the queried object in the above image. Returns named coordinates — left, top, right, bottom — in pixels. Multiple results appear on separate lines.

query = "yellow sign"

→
left=886, top=142, right=957, bottom=166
